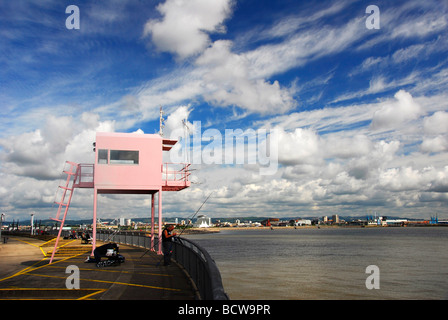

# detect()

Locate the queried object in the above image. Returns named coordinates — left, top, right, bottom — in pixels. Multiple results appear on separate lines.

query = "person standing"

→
left=162, top=225, right=176, bottom=266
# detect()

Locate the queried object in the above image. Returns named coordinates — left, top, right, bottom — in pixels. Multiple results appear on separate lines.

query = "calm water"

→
left=184, top=227, right=448, bottom=299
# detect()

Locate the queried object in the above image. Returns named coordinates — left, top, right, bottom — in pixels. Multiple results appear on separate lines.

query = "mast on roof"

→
left=159, top=106, right=165, bottom=137
left=182, top=118, right=190, bottom=164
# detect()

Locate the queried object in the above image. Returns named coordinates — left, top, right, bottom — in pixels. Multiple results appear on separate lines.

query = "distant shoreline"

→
left=181, top=224, right=448, bottom=234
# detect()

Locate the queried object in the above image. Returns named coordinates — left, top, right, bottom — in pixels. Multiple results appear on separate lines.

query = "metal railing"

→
left=162, top=162, right=191, bottom=182
left=96, top=230, right=229, bottom=300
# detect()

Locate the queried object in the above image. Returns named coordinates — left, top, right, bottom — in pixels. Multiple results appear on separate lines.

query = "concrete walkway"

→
left=0, top=236, right=196, bottom=300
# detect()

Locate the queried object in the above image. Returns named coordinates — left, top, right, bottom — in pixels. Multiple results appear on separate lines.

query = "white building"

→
left=294, top=219, right=312, bottom=226
left=194, top=215, right=212, bottom=228
left=119, top=218, right=132, bottom=226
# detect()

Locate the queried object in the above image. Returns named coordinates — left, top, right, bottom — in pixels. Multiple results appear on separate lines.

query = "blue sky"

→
left=1, top=0, right=447, bottom=222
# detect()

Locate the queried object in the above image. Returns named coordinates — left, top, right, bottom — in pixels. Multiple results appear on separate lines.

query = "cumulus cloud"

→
left=423, top=111, right=448, bottom=134
left=275, top=127, right=320, bottom=165
left=371, top=90, right=422, bottom=130
left=164, top=105, right=193, bottom=137
left=143, top=0, right=234, bottom=59
left=421, top=136, right=448, bottom=153
left=197, top=40, right=297, bottom=114
left=0, top=112, right=115, bottom=218
left=420, top=111, right=448, bottom=153
left=134, top=39, right=298, bottom=116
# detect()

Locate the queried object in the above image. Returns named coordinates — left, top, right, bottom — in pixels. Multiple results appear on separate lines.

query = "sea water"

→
left=184, top=227, right=448, bottom=299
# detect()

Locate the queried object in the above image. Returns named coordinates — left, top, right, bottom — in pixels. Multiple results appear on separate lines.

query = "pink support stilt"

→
left=151, top=193, right=155, bottom=251
left=158, top=188, right=163, bottom=255
left=92, top=187, right=98, bottom=255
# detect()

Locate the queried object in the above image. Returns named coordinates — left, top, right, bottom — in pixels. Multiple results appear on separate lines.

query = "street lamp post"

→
left=0, top=213, right=5, bottom=241
left=30, top=213, right=35, bottom=236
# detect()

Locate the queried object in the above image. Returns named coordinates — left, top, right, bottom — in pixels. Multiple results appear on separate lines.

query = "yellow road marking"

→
left=46, top=265, right=173, bottom=277
left=77, top=289, right=107, bottom=300
left=1, top=243, right=184, bottom=298
left=0, top=288, right=106, bottom=300
left=39, top=238, right=57, bottom=247
left=58, top=239, right=78, bottom=248
left=0, top=257, right=49, bottom=282
left=40, top=247, right=47, bottom=257
left=28, top=273, right=181, bottom=292
left=13, top=239, right=41, bottom=248
left=0, top=252, right=86, bottom=283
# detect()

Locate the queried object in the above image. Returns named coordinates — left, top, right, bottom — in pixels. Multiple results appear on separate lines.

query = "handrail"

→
left=172, top=236, right=229, bottom=300
left=163, top=163, right=191, bottom=182
left=74, top=163, right=94, bottom=188
left=96, top=230, right=228, bottom=300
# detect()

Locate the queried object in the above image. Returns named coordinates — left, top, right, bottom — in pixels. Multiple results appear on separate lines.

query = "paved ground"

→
left=0, top=236, right=197, bottom=300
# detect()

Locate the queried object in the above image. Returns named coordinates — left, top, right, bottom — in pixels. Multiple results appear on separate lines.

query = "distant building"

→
left=293, top=219, right=312, bottom=226
left=119, top=218, right=131, bottom=226
left=194, top=215, right=212, bottom=228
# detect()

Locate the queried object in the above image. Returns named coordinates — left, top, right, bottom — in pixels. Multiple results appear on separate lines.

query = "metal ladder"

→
left=49, top=161, right=79, bottom=264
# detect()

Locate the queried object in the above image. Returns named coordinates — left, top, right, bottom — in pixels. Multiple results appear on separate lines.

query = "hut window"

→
left=98, top=149, right=108, bottom=164
left=110, top=150, right=139, bottom=165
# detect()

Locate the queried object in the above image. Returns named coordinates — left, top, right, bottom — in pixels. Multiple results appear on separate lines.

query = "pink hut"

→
left=50, top=132, right=190, bottom=263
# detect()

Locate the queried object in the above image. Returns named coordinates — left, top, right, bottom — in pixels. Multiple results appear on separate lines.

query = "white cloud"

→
left=133, top=39, right=298, bottom=116
left=197, top=40, right=297, bottom=114
left=420, top=111, right=448, bottom=153
left=389, top=11, right=447, bottom=40
left=163, top=105, right=193, bottom=137
left=423, top=111, right=448, bottom=134
left=421, top=136, right=448, bottom=153
left=243, top=17, right=365, bottom=80
left=322, top=134, right=373, bottom=160
left=0, top=112, right=115, bottom=218
left=358, top=1, right=448, bottom=51
left=276, top=127, right=320, bottom=165
left=371, top=90, right=423, bottom=130
left=143, top=0, right=234, bottom=59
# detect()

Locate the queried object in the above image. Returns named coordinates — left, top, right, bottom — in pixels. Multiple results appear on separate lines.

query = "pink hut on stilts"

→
left=49, top=131, right=190, bottom=263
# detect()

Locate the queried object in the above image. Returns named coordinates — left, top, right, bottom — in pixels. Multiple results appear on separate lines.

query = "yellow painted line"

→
left=58, top=239, right=78, bottom=248
left=0, top=288, right=107, bottom=301
left=77, top=289, right=107, bottom=300
left=39, top=238, right=57, bottom=247
left=46, top=265, right=174, bottom=277
left=0, top=252, right=85, bottom=283
left=13, top=239, right=41, bottom=248
left=0, top=257, right=49, bottom=282
left=28, top=273, right=182, bottom=292
left=40, top=247, right=48, bottom=257
left=45, top=239, right=80, bottom=254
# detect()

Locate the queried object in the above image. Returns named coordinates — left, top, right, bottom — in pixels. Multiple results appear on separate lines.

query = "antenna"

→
left=159, top=106, right=165, bottom=137
left=182, top=118, right=190, bottom=164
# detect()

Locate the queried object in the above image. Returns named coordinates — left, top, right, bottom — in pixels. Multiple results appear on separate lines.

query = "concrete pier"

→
left=0, top=236, right=196, bottom=300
